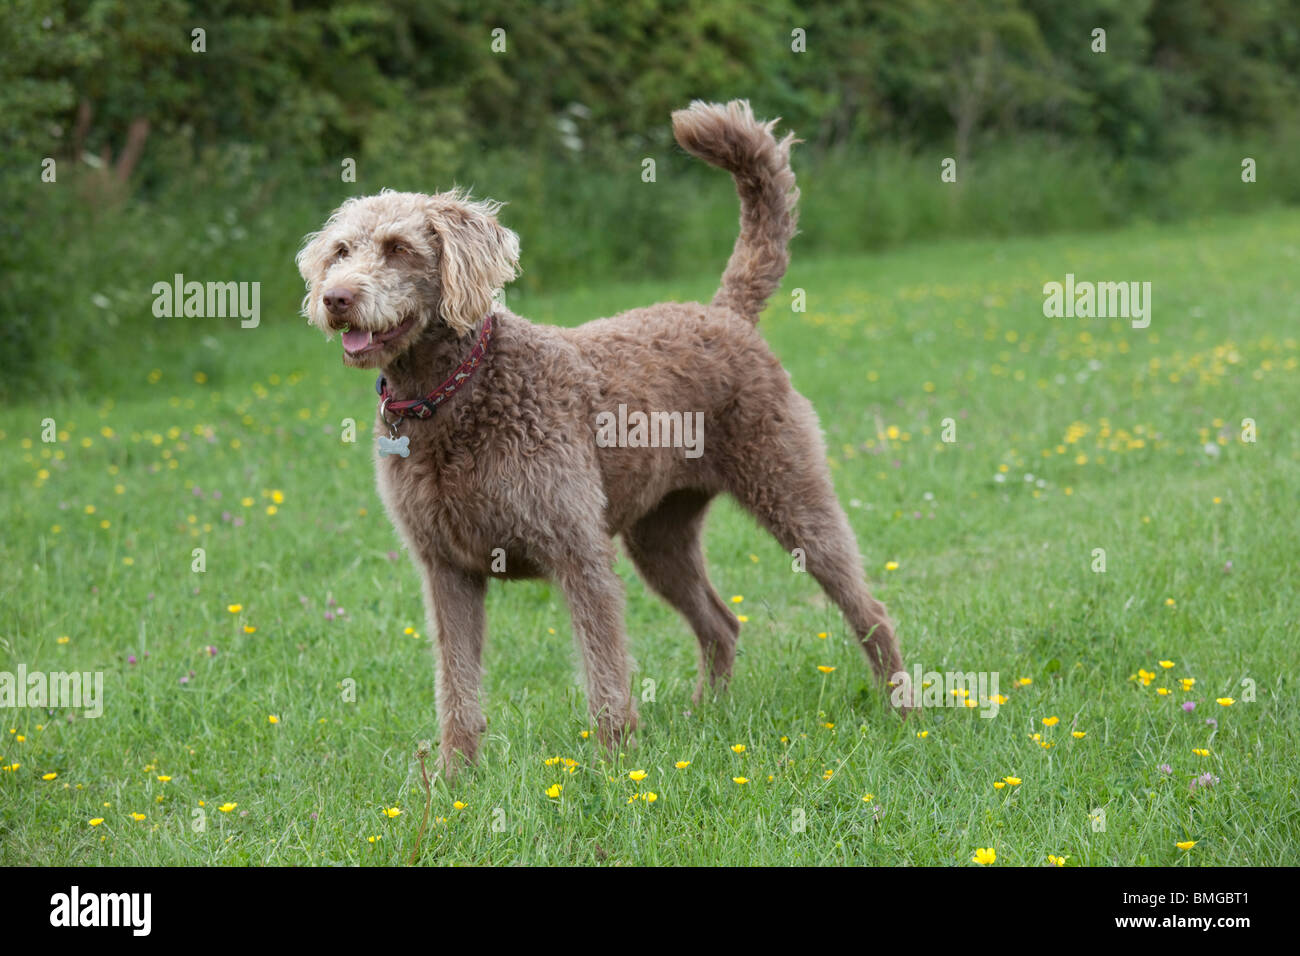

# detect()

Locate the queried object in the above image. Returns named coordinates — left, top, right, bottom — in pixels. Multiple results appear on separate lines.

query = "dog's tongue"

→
left=342, top=328, right=373, bottom=352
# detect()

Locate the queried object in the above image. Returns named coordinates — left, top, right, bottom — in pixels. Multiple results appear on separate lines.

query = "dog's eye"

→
left=333, top=245, right=349, bottom=261
left=388, top=241, right=409, bottom=256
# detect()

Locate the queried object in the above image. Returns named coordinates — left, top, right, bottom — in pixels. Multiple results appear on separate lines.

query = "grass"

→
left=1, top=207, right=1297, bottom=865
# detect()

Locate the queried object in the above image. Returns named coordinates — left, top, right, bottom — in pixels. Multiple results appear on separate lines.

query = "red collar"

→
left=375, top=313, right=494, bottom=421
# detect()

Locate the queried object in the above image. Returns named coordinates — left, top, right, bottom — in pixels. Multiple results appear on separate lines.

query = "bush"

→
left=5, top=118, right=1297, bottom=403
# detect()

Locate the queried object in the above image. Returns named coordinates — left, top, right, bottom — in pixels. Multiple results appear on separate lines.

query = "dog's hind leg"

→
left=723, top=400, right=906, bottom=702
left=624, top=489, right=741, bottom=702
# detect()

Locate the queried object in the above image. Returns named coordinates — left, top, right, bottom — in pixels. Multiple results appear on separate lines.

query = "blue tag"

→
left=377, top=434, right=410, bottom=458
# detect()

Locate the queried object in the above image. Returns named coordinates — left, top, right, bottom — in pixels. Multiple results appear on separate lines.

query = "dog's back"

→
left=562, top=302, right=778, bottom=531
left=557, top=100, right=805, bottom=528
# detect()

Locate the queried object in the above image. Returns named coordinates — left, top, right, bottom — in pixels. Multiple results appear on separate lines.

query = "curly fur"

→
left=297, top=99, right=905, bottom=774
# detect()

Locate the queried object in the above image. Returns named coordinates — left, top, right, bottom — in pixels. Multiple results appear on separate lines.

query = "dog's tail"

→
left=671, top=99, right=799, bottom=323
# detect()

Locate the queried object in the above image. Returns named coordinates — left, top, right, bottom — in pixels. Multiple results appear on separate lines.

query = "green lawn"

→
left=2, top=208, right=1297, bottom=865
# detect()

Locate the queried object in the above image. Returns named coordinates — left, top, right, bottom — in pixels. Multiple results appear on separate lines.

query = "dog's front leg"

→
left=553, top=549, right=638, bottom=752
left=422, top=561, right=488, bottom=775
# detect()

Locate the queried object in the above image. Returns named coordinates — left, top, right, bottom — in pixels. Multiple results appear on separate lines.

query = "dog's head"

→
left=296, top=189, right=519, bottom=368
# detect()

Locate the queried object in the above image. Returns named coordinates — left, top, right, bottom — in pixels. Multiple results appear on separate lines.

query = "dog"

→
left=297, top=100, right=905, bottom=773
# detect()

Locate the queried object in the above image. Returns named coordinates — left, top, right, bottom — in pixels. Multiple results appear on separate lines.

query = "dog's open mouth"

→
left=341, top=315, right=417, bottom=355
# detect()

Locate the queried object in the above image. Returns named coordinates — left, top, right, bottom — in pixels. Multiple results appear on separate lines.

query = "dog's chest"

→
left=373, top=430, right=504, bottom=570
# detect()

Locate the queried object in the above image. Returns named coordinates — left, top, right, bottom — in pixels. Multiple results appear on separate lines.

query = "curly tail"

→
left=671, top=99, right=799, bottom=323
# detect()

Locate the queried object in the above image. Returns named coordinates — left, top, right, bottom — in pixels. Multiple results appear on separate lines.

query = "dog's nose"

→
left=322, top=288, right=355, bottom=315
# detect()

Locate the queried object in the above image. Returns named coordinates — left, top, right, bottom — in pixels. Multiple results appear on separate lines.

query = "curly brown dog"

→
left=297, top=100, right=905, bottom=773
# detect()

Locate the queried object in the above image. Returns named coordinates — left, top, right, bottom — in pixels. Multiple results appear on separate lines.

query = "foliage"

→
left=2, top=0, right=1299, bottom=396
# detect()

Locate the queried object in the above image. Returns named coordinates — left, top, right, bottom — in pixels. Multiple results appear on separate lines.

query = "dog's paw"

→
left=593, top=706, right=638, bottom=754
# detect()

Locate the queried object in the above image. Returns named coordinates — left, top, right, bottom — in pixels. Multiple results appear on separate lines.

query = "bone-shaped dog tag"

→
left=378, top=434, right=410, bottom=458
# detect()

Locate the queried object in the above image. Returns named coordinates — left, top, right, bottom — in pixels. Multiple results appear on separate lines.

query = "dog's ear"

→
left=427, top=195, right=520, bottom=336
left=295, top=229, right=333, bottom=330
left=295, top=229, right=329, bottom=285
left=297, top=199, right=355, bottom=286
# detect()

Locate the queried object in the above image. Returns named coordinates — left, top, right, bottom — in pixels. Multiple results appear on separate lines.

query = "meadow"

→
left=1, top=207, right=1297, bottom=865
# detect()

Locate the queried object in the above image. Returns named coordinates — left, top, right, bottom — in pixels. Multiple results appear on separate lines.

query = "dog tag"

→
left=378, top=434, right=410, bottom=458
